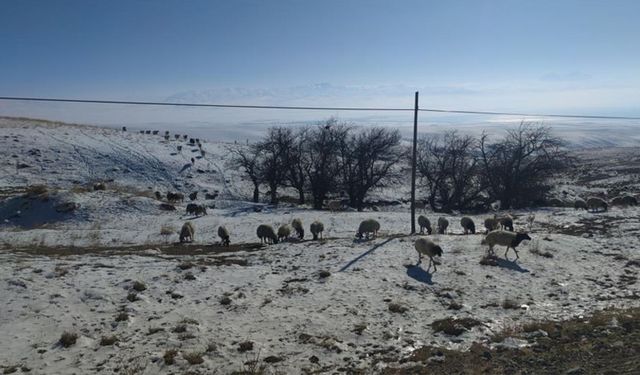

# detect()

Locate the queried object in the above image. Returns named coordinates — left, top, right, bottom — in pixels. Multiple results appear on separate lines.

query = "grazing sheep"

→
left=154, top=191, right=162, bottom=200
left=145, top=130, right=151, bottom=134
left=310, top=221, right=324, bottom=240
left=277, top=224, right=292, bottom=242
left=164, top=135, right=170, bottom=141
left=218, top=226, right=230, bottom=246
left=291, top=218, right=304, bottom=239
left=484, top=217, right=500, bottom=234
left=200, top=150, right=206, bottom=157
left=122, top=126, right=127, bottom=131
left=183, top=135, right=188, bottom=140
left=326, top=200, right=343, bottom=212
left=437, top=217, right=449, bottom=234
left=165, top=130, right=170, bottom=136
left=177, top=145, right=182, bottom=152
left=205, top=193, right=218, bottom=200
left=189, top=138, right=196, bottom=144
left=460, top=217, right=476, bottom=234
left=356, top=219, right=380, bottom=240
left=186, top=204, right=207, bottom=216
left=610, top=196, right=626, bottom=207
left=481, top=230, right=531, bottom=259
left=417, top=215, right=432, bottom=235
left=414, top=237, right=443, bottom=272
left=498, top=215, right=514, bottom=231
left=622, top=195, right=638, bottom=206
left=196, top=138, right=200, bottom=143
left=180, top=222, right=194, bottom=243
left=152, top=130, right=159, bottom=135
left=587, top=197, right=608, bottom=212
left=189, top=191, right=198, bottom=201
left=257, top=224, right=278, bottom=244
left=174, top=134, right=180, bottom=140
left=139, top=130, right=144, bottom=134
left=186, top=203, right=198, bottom=215
left=413, top=200, right=427, bottom=212
left=574, top=198, right=587, bottom=210
left=191, top=157, right=195, bottom=165
left=167, top=192, right=184, bottom=203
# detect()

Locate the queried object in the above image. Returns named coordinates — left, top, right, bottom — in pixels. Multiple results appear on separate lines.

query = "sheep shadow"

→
left=339, top=237, right=395, bottom=272
left=484, top=256, right=530, bottom=273
left=404, top=264, right=434, bottom=285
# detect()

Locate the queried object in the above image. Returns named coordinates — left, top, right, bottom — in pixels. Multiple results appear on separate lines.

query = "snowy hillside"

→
left=1, top=117, right=639, bottom=374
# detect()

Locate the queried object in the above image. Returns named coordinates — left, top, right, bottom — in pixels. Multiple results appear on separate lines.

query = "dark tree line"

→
left=415, top=123, right=571, bottom=211
left=228, top=118, right=404, bottom=211
left=231, top=120, right=569, bottom=212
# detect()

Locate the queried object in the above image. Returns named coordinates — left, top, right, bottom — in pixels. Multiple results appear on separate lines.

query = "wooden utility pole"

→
left=410, top=91, right=419, bottom=234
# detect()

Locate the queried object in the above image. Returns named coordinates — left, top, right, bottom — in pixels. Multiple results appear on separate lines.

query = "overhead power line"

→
left=1, top=95, right=639, bottom=120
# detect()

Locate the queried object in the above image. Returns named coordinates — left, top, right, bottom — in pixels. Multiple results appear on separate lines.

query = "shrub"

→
left=100, top=335, right=118, bottom=346
left=59, top=331, right=78, bottom=347
left=183, top=351, right=204, bottom=365
left=132, top=281, right=146, bottom=292
left=431, top=317, right=481, bottom=336
left=163, top=349, right=178, bottom=365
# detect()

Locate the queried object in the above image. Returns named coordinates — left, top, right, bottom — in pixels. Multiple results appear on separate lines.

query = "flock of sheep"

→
left=573, top=195, right=638, bottom=212
left=173, top=209, right=535, bottom=276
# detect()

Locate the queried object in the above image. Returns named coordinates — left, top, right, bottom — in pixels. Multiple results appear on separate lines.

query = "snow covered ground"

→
left=1, top=117, right=639, bottom=374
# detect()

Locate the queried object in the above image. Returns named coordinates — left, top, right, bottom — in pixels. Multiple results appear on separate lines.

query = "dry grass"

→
left=183, top=351, right=204, bottom=365
left=100, top=335, right=118, bottom=346
left=59, top=331, right=78, bottom=347
left=431, top=317, right=481, bottom=336
left=131, top=280, right=146, bottom=292
left=502, top=298, right=520, bottom=309
left=163, top=349, right=178, bottom=365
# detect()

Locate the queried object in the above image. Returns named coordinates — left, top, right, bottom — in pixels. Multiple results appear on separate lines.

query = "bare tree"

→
left=227, top=144, right=262, bottom=203
left=479, top=123, right=571, bottom=208
left=304, top=118, right=350, bottom=209
left=255, top=127, right=295, bottom=204
left=283, top=128, right=309, bottom=204
left=339, top=127, right=403, bottom=211
left=416, top=131, right=484, bottom=212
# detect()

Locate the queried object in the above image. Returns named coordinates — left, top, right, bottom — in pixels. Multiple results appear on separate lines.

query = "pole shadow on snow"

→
left=404, top=264, right=434, bottom=285
left=339, top=237, right=396, bottom=272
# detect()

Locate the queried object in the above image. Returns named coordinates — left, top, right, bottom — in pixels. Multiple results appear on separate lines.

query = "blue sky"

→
left=0, top=0, right=639, bottom=125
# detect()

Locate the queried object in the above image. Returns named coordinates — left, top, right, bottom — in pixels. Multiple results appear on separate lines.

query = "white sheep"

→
left=257, top=224, right=278, bottom=244
left=291, top=218, right=304, bottom=239
left=498, top=214, right=514, bottom=231
left=587, top=197, right=608, bottom=212
left=417, top=215, right=432, bottom=235
left=437, top=217, right=449, bottom=234
left=310, top=221, right=324, bottom=240
left=481, top=230, right=531, bottom=259
left=356, top=219, right=380, bottom=239
left=460, top=217, right=476, bottom=234
left=484, top=217, right=499, bottom=234
left=179, top=222, right=194, bottom=243
left=326, top=200, right=343, bottom=212
left=574, top=198, right=587, bottom=210
left=414, top=237, right=443, bottom=272
left=277, top=224, right=292, bottom=242
left=218, top=226, right=230, bottom=246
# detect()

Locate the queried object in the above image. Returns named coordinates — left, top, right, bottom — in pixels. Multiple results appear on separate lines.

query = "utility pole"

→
left=410, top=91, right=419, bottom=234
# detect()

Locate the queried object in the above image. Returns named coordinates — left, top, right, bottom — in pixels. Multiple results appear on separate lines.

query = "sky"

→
left=0, top=0, right=639, bottom=128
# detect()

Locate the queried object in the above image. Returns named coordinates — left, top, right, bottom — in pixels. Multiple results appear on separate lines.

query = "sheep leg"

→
left=504, top=246, right=511, bottom=259
left=431, top=257, right=437, bottom=272
left=417, top=254, right=422, bottom=265
left=513, top=248, right=519, bottom=259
